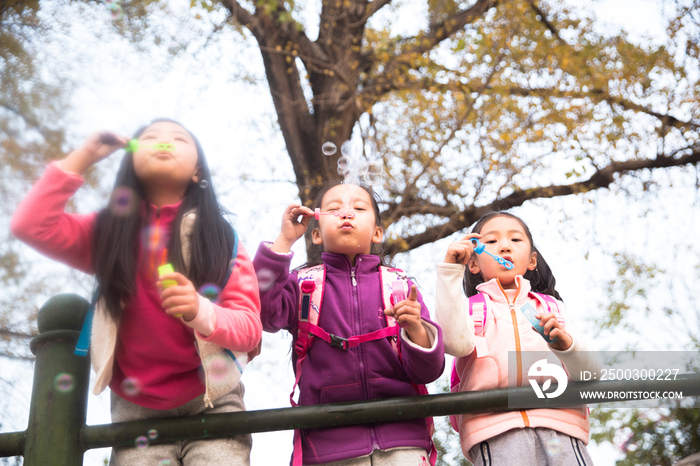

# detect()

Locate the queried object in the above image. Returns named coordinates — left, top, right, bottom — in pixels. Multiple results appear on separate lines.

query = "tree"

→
left=0, top=0, right=73, bottom=360
left=211, top=0, right=700, bottom=257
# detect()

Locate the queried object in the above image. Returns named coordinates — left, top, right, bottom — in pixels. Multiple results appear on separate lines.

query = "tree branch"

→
left=386, top=146, right=700, bottom=255
left=502, top=86, right=700, bottom=131
left=360, top=0, right=498, bottom=105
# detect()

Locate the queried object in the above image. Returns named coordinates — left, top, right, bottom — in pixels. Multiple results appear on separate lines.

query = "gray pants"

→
left=469, top=427, right=593, bottom=466
left=314, top=448, right=430, bottom=466
left=109, top=384, right=251, bottom=466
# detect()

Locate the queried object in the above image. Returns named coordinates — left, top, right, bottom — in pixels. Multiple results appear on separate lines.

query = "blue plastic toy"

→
left=470, top=238, right=514, bottom=270
left=520, top=302, right=556, bottom=343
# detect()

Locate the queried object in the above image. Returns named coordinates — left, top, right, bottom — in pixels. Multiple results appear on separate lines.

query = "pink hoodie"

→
left=11, top=162, right=262, bottom=409
left=435, top=263, right=591, bottom=461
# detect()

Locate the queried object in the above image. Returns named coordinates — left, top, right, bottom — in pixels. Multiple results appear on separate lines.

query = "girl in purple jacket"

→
left=253, top=181, right=445, bottom=466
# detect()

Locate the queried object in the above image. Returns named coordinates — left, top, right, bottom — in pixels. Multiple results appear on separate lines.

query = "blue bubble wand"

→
left=470, top=238, right=514, bottom=270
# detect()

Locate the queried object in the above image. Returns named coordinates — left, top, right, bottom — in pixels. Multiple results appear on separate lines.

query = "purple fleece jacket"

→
left=253, top=243, right=445, bottom=464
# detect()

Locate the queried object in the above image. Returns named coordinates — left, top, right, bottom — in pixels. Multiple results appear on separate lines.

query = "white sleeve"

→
left=550, top=300, right=601, bottom=381
left=435, top=262, right=475, bottom=357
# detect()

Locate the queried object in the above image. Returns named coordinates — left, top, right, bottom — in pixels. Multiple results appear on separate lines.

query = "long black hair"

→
left=463, top=211, right=562, bottom=300
left=297, top=180, right=386, bottom=269
left=92, top=118, right=234, bottom=320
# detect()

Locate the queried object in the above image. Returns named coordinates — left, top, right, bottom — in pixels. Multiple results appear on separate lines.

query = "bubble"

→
left=337, top=156, right=349, bottom=175
left=321, top=141, right=337, bottom=156
left=54, top=373, right=75, bottom=393
left=105, top=0, right=123, bottom=20
left=158, top=461, right=172, bottom=466
left=361, top=160, right=383, bottom=185
left=148, top=429, right=158, bottom=440
left=340, top=140, right=356, bottom=158
left=135, top=436, right=149, bottom=449
left=256, top=268, right=276, bottom=292
left=121, top=377, right=142, bottom=397
left=142, top=226, right=167, bottom=253
left=201, top=353, right=238, bottom=392
left=207, top=354, right=230, bottom=381
left=198, top=284, right=221, bottom=302
left=199, top=179, right=209, bottom=189
left=544, top=437, right=561, bottom=456
left=109, top=187, right=137, bottom=217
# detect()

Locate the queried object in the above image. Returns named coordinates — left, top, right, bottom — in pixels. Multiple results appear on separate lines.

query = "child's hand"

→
left=384, top=285, right=431, bottom=348
left=444, top=233, right=481, bottom=264
left=270, top=204, right=315, bottom=253
left=158, top=272, right=200, bottom=322
left=61, top=132, right=130, bottom=175
left=536, top=312, right=572, bottom=351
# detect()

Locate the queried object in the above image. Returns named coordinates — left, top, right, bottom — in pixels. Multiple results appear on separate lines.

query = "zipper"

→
left=497, top=280, right=530, bottom=426
left=352, top=260, right=378, bottom=449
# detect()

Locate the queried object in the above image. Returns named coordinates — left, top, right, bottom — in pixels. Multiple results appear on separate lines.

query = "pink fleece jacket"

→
left=435, top=264, right=593, bottom=461
left=11, top=162, right=262, bottom=409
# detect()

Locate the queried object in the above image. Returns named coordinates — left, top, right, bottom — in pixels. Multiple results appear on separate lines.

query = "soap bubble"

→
left=54, top=373, right=75, bottom=393
left=340, top=140, right=357, bottom=158
left=198, top=284, right=221, bottom=302
left=199, top=179, right=209, bottom=189
left=109, top=187, right=137, bottom=217
left=256, top=268, right=276, bottom=292
left=321, top=142, right=337, bottom=156
left=135, top=436, right=149, bottom=449
left=104, top=0, right=123, bottom=20
left=362, top=160, right=383, bottom=185
left=544, top=437, right=561, bottom=456
left=121, top=377, right=142, bottom=397
left=207, top=354, right=230, bottom=381
left=337, top=156, right=350, bottom=175
left=148, top=429, right=158, bottom=440
left=202, top=353, right=238, bottom=392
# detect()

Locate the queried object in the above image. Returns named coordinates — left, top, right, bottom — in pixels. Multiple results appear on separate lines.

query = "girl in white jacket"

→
left=436, top=212, right=595, bottom=466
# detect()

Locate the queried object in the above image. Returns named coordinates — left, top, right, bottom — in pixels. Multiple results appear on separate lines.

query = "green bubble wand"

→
left=125, top=140, right=175, bottom=152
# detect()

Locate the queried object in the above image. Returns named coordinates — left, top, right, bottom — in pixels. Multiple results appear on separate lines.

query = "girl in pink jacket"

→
left=435, top=212, right=595, bottom=466
left=11, top=119, right=262, bottom=466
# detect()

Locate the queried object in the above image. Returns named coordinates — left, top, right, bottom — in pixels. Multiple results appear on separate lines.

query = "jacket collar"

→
left=321, top=252, right=381, bottom=274
left=476, top=275, right=531, bottom=304
left=140, top=201, right=182, bottom=225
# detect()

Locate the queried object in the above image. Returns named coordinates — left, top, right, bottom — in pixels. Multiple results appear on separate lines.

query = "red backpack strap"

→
left=529, top=292, right=565, bottom=327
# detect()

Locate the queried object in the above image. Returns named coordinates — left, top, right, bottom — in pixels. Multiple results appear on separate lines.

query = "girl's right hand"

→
left=444, top=233, right=481, bottom=264
left=60, top=131, right=129, bottom=175
left=270, top=204, right=315, bottom=253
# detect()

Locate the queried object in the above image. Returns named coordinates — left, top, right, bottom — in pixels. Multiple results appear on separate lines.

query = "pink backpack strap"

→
left=292, top=265, right=326, bottom=407
left=468, top=292, right=489, bottom=335
left=529, top=292, right=565, bottom=327
left=380, top=266, right=437, bottom=466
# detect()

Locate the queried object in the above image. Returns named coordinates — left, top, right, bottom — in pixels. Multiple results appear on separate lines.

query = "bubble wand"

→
left=125, top=139, right=175, bottom=152
left=470, top=238, right=514, bottom=270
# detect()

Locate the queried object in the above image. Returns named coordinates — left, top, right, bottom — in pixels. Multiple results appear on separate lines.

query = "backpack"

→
left=449, top=291, right=564, bottom=432
left=291, top=265, right=436, bottom=466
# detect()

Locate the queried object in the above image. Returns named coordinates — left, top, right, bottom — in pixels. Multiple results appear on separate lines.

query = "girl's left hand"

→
left=158, top=272, right=200, bottom=322
left=384, top=285, right=431, bottom=349
left=536, top=312, right=572, bottom=351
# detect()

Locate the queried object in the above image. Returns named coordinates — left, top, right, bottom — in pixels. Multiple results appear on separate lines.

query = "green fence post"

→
left=24, top=293, right=90, bottom=466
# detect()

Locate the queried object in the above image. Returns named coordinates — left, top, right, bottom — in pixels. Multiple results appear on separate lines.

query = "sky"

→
left=1, top=0, right=697, bottom=465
